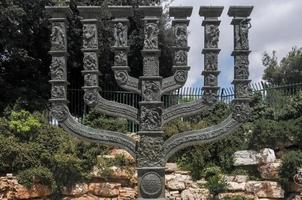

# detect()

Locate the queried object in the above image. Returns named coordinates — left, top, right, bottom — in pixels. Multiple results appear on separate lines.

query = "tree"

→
left=262, top=47, right=302, bottom=85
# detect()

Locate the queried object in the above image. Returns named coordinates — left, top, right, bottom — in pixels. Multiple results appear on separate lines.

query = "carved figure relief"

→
left=143, top=57, right=159, bottom=76
left=51, top=103, right=68, bottom=122
left=235, top=56, right=249, bottom=79
left=203, top=90, right=217, bottom=104
left=115, top=71, right=128, bottom=85
left=113, top=22, right=127, bottom=47
left=144, top=23, right=159, bottom=49
left=175, top=24, right=187, bottom=47
left=84, top=74, right=98, bottom=86
left=232, top=102, right=251, bottom=122
left=205, top=74, right=217, bottom=86
left=114, top=51, right=127, bottom=66
left=51, top=86, right=65, bottom=99
left=83, top=24, right=98, bottom=49
left=205, top=53, right=218, bottom=71
left=137, top=136, right=164, bottom=167
left=50, top=57, right=65, bottom=80
left=84, top=53, right=98, bottom=70
left=236, top=20, right=251, bottom=50
left=206, top=25, right=219, bottom=48
left=51, top=23, right=65, bottom=50
left=175, top=50, right=187, bottom=65
left=236, top=84, right=251, bottom=98
left=143, top=81, right=160, bottom=101
left=140, top=106, right=162, bottom=131
left=84, top=89, right=98, bottom=106
left=174, top=70, right=187, bottom=83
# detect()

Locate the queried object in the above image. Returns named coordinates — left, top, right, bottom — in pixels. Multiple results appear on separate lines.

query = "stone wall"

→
left=1, top=148, right=301, bottom=200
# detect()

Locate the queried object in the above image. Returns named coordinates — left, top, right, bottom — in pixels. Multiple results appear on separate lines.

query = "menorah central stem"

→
left=136, top=6, right=166, bottom=199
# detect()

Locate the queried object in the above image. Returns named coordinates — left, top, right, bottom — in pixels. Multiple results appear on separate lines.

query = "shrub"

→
left=279, top=151, right=302, bottom=191
left=205, top=175, right=227, bottom=196
left=222, top=196, right=253, bottom=200
left=0, top=108, right=106, bottom=190
left=17, top=167, right=55, bottom=189
left=83, top=109, right=128, bottom=133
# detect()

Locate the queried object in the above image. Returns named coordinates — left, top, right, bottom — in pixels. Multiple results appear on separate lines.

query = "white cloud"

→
left=168, top=0, right=302, bottom=88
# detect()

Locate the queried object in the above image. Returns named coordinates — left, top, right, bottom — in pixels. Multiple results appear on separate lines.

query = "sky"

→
left=164, top=0, right=302, bottom=88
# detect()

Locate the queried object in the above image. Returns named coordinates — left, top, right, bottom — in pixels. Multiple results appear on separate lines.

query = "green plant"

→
left=83, top=109, right=128, bottom=133
left=205, top=175, right=227, bottom=196
left=279, top=151, right=302, bottom=191
left=17, top=167, right=55, bottom=189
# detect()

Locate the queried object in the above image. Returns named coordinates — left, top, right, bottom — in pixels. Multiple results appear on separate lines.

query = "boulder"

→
left=258, top=160, right=281, bottom=180
left=245, top=181, right=285, bottom=199
left=62, top=183, right=88, bottom=197
left=224, top=175, right=248, bottom=191
left=234, top=150, right=258, bottom=166
left=166, top=173, right=192, bottom=191
left=88, top=182, right=120, bottom=197
left=119, top=187, right=136, bottom=199
left=258, top=148, right=276, bottom=164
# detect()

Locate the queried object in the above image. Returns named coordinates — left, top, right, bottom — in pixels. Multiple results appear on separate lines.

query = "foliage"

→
left=17, top=167, right=55, bottom=189
left=83, top=109, right=128, bottom=133
left=205, top=175, right=227, bottom=196
left=263, top=47, right=302, bottom=85
left=279, top=151, right=302, bottom=191
left=0, top=108, right=106, bottom=191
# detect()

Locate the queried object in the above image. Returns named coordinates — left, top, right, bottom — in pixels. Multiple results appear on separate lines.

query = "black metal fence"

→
left=65, top=82, right=302, bottom=132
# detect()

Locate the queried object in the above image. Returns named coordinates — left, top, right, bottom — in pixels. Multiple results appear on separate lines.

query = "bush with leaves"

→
left=0, top=108, right=106, bottom=192
left=279, top=151, right=302, bottom=191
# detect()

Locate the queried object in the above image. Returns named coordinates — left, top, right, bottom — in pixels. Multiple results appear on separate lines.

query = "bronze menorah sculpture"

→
left=47, top=4, right=253, bottom=199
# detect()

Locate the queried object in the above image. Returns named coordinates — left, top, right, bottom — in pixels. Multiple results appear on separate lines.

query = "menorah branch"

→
left=164, top=115, right=240, bottom=161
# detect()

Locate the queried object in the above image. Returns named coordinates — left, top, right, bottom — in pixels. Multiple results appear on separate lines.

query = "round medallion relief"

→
left=141, top=172, right=162, bottom=196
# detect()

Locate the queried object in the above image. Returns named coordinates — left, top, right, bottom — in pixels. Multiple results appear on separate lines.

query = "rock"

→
left=245, top=181, right=285, bottom=199
left=258, top=160, right=281, bottom=180
left=181, top=188, right=210, bottom=200
left=218, top=192, right=255, bottom=200
left=166, top=163, right=179, bottom=173
left=63, top=194, right=99, bottom=200
left=289, top=183, right=302, bottom=193
left=224, top=176, right=247, bottom=191
left=258, top=148, right=276, bottom=164
left=119, top=187, right=136, bottom=199
left=88, top=182, right=120, bottom=197
left=14, top=184, right=52, bottom=199
left=62, top=183, right=88, bottom=197
left=166, top=173, right=192, bottom=191
left=290, top=194, right=302, bottom=200
left=234, top=150, right=258, bottom=166
left=108, top=149, right=134, bottom=162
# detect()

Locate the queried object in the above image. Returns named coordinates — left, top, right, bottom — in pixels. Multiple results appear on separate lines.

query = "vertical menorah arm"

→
left=109, top=6, right=141, bottom=94
left=161, top=7, right=192, bottom=94
left=47, top=6, right=137, bottom=158
left=78, top=6, right=139, bottom=123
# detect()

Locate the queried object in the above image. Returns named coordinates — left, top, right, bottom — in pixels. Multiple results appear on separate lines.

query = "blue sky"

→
left=165, top=0, right=302, bottom=88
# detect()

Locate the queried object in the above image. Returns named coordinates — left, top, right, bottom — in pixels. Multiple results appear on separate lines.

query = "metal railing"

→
left=55, top=82, right=302, bottom=132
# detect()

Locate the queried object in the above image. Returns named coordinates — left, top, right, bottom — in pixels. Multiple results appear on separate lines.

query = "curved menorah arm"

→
left=163, top=115, right=240, bottom=161
left=161, top=66, right=190, bottom=94
left=84, top=89, right=139, bottom=123
left=59, top=108, right=137, bottom=158
left=162, top=97, right=215, bottom=126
